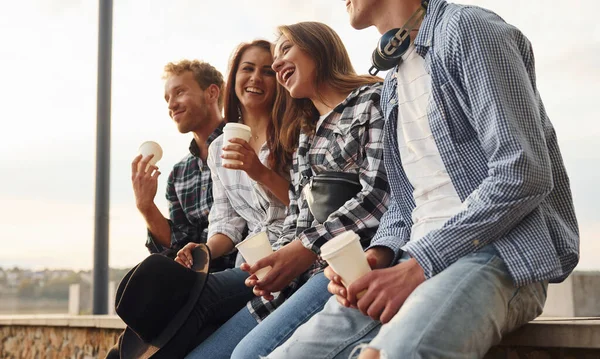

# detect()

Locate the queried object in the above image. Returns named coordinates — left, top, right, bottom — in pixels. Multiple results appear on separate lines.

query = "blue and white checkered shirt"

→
left=369, top=0, right=579, bottom=286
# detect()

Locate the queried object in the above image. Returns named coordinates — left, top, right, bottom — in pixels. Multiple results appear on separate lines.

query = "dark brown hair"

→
left=273, top=22, right=382, bottom=158
left=224, top=40, right=290, bottom=175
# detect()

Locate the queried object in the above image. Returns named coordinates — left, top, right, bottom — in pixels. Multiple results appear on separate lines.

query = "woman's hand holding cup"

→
left=222, top=138, right=266, bottom=181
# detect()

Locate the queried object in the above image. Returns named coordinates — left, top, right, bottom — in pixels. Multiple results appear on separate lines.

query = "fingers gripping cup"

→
left=222, top=123, right=252, bottom=166
left=235, top=232, right=273, bottom=280
left=138, top=141, right=163, bottom=171
left=320, top=231, right=371, bottom=290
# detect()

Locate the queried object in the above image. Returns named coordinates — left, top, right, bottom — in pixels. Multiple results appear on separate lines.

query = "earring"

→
left=237, top=106, right=242, bottom=122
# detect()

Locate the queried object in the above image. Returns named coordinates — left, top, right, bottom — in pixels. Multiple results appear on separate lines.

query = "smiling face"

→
left=234, top=46, right=277, bottom=114
left=272, top=35, right=318, bottom=99
left=164, top=71, right=210, bottom=134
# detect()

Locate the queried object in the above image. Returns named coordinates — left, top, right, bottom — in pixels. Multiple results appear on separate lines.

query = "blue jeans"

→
left=267, top=246, right=548, bottom=359
left=185, top=271, right=331, bottom=359
left=191, top=267, right=254, bottom=331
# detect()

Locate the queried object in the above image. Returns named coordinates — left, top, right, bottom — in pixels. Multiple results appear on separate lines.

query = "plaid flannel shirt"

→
left=247, top=83, right=390, bottom=322
left=146, top=123, right=225, bottom=254
left=369, top=0, right=579, bottom=286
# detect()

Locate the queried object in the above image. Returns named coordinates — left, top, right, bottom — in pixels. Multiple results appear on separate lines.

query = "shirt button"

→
left=390, top=98, right=397, bottom=104
left=473, top=239, right=480, bottom=246
left=201, top=187, right=206, bottom=191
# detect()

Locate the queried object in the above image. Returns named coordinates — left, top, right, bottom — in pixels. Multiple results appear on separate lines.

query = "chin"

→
left=350, top=18, right=370, bottom=30
left=289, top=90, right=302, bottom=99
left=176, top=124, right=191, bottom=134
left=288, top=87, right=306, bottom=99
left=349, top=11, right=372, bottom=30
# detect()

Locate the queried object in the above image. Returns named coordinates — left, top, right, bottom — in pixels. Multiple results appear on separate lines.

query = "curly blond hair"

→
left=163, top=60, right=225, bottom=110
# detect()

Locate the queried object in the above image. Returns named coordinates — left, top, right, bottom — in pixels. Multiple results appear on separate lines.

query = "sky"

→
left=0, top=0, right=598, bottom=271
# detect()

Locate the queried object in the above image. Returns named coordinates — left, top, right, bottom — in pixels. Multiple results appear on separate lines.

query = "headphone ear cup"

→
left=371, top=47, right=402, bottom=72
left=370, top=28, right=411, bottom=73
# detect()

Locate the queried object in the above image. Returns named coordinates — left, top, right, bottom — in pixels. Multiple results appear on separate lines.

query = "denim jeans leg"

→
left=265, top=294, right=381, bottom=359
left=231, top=271, right=332, bottom=359
left=185, top=305, right=258, bottom=359
left=193, top=267, right=255, bottom=325
left=362, top=246, right=547, bottom=359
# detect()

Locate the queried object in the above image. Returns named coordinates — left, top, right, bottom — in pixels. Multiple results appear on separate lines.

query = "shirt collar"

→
left=414, top=0, right=447, bottom=56
left=188, top=122, right=225, bottom=158
left=333, top=84, right=381, bottom=113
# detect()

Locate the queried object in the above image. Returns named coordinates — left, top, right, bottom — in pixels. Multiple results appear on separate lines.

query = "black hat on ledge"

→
left=110, top=244, right=211, bottom=359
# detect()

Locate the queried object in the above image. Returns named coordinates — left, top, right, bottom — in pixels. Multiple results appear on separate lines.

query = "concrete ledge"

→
left=498, top=317, right=600, bottom=349
left=0, top=314, right=125, bottom=329
left=1, top=315, right=599, bottom=358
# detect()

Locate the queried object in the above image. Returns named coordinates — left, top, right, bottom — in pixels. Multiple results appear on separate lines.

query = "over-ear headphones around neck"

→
left=369, top=0, right=429, bottom=76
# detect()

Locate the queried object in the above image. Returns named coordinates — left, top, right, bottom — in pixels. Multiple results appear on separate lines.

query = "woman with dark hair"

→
left=165, top=39, right=291, bottom=357
left=185, top=22, right=389, bottom=359
left=175, top=39, right=290, bottom=265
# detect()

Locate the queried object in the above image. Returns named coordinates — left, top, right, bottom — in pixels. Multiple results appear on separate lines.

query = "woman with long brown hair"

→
left=185, top=22, right=389, bottom=359
left=175, top=39, right=290, bottom=265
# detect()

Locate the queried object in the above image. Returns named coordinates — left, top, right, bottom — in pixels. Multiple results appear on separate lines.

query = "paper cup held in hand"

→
left=235, top=231, right=273, bottom=280
left=139, top=141, right=163, bottom=170
left=222, top=123, right=252, bottom=166
left=320, top=231, right=371, bottom=288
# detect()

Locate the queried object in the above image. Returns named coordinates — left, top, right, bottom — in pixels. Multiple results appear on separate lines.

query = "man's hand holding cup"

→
left=323, top=235, right=394, bottom=308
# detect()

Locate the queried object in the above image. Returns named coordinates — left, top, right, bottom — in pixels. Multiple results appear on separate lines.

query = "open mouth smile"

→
left=245, top=86, right=264, bottom=94
left=281, top=67, right=295, bottom=86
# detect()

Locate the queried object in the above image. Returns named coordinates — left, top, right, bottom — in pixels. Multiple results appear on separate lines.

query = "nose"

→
left=250, top=69, right=263, bottom=84
left=272, top=58, right=283, bottom=73
left=167, top=97, right=178, bottom=115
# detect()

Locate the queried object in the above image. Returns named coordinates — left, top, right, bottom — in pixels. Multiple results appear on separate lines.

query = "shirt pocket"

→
left=438, top=82, right=477, bottom=144
left=324, top=118, right=365, bottom=172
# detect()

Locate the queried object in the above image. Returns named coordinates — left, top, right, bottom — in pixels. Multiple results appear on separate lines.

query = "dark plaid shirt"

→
left=248, top=83, right=390, bottom=321
left=146, top=123, right=224, bottom=254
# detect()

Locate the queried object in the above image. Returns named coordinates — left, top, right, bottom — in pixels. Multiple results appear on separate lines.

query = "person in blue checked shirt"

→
left=265, top=0, right=580, bottom=358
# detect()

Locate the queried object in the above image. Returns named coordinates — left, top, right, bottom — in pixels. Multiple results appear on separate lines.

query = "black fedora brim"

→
left=120, top=244, right=211, bottom=359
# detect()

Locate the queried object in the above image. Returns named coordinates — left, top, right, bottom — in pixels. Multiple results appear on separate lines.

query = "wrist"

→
left=293, top=239, right=318, bottom=261
left=254, top=164, right=270, bottom=184
left=366, top=246, right=394, bottom=269
left=406, top=257, right=426, bottom=282
left=136, top=200, right=154, bottom=213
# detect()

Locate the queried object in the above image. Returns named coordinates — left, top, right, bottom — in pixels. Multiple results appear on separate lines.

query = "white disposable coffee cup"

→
left=138, top=141, right=163, bottom=171
left=235, top=231, right=273, bottom=280
left=222, top=123, right=252, bottom=166
left=320, top=231, right=371, bottom=288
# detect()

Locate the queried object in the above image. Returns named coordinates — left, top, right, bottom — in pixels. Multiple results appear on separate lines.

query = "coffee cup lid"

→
left=139, top=140, right=162, bottom=151
left=320, top=231, right=360, bottom=260
left=235, top=231, right=267, bottom=249
left=224, top=122, right=251, bottom=131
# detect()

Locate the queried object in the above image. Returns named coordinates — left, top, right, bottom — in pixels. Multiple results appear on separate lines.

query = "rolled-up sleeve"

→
left=206, top=141, right=247, bottom=246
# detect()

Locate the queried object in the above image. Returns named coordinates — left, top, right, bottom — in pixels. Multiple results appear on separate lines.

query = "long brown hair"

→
left=223, top=40, right=290, bottom=175
left=272, top=22, right=382, bottom=157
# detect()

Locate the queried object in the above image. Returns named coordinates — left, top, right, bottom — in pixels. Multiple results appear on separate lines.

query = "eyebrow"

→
left=164, top=85, right=184, bottom=101
left=241, top=61, right=273, bottom=69
left=272, top=40, right=290, bottom=61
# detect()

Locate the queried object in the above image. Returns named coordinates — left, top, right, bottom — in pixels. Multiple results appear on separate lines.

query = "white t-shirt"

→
left=396, top=45, right=463, bottom=242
